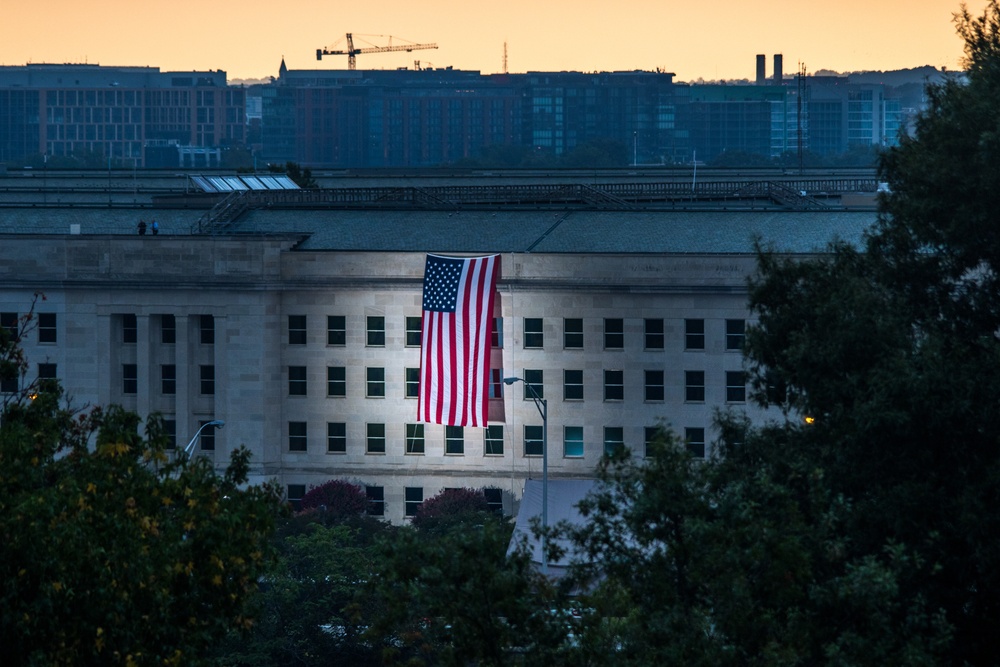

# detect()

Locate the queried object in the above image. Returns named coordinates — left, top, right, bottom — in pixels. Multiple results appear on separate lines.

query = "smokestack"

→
left=773, top=54, right=783, bottom=85
left=756, top=54, right=766, bottom=85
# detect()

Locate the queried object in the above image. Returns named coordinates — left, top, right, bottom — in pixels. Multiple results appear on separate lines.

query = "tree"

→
left=0, top=307, right=282, bottom=666
left=298, top=479, right=368, bottom=519
left=410, top=486, right=491, bottom=533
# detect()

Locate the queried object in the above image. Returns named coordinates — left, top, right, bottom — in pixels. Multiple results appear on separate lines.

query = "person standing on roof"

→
left=151, top=220, right=159, bottom=235
left=137, top=220, right=147, bottom=235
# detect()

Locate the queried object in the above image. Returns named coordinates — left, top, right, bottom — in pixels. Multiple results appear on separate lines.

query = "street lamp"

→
left=183, top=420, right=224, bottom=457
left=504, top=376, right=548, bottom=574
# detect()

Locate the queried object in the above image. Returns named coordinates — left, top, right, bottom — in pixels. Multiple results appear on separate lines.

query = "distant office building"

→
left=0, top=64, right=245, bottom=167
left=806, top=76, right=904, bottom=154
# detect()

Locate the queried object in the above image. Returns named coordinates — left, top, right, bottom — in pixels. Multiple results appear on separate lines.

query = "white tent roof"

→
left=508, top=478, right=596, bottom=577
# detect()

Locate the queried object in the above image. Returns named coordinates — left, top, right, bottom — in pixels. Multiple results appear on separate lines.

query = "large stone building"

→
left=0, top=170, right=876, bottom=521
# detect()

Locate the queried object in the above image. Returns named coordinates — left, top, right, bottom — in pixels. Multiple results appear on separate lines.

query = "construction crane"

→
left=316, top=33, right=437, bottom=70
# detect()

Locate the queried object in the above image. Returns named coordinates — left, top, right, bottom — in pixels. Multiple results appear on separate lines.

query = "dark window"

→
left=199, top=419, right=218, bottom=451
left=564, top=318, right=583, bottom=349
left=604, top=369, right=624, bottom=401
left=644, top=426, right=661, bottom=458
left=288, top=315, right=307, bottom=345
left=523, top=369, right=544, bottom=400
left=200, top=365, right=215, bottom=395
left=366, top=486, right=385, bottom=516
left=122, top=364, right=137, bottom=394
left=484, top=487, right=503, bottom=514
left=445, top=425, right=464, bottom=455
left=644, top=318, right=664, bottom=349
left=726, top=319, right=746, bottom=351
left=405, top=487, right=423, bottom=517
left=1, top=312, right=18, bottom=340
left=161, top=364, right=176, bottom=395
left=288, top=421, right=307, bottom=452
left=405, top=316, right=422, bottom=346
left=406, top=423, right=425, bottom=454
left=327, top=315, right=346, bottom=346
left=200, top=315, right=215, bottom=345
left=564, top=426, right=584, bottom=457
left=327, top=422, right=346, bottom=453
left=485, top=425, right=504, bottom=456
left=726, top=371, right=746, bottom=403
left=367, top=423, right=386, bottom=453
left=366, top=367, right=385, bottom=398
left=405, top=367, right=420, bottom=398
left=366, top=316, right=385, bottom=347
left=524, top=318, right=543, bottom=348
left=492, top=317, right=504, bottom=348
left=604, top=427, right=625, bottom=456
left=287, top=484, right=306, bottom=512
left=564, top=369, right=584, bottom=400
left=644, top=370, right=664, bottom=402
left=161, top=314, right=176, bottom=344
left=123, top=314, right=137, bottom=344
left=685, top=371, right=705, bottom=402
left=164, top=419, right=177, bottom=449
left=604, top=318, right=624, bottom=349
left=289, top=366, right=307, bottom=396
left=685, top=319, right=705, bottom=350
left=685, top=427, right=706, bottom=458
left=327, top=366, right=346, bottom=397
left=38, top=363, right=57, bottom=380
left=524, top=425, right=543, bottom=457
left=37, top=313, right=57, bottom=343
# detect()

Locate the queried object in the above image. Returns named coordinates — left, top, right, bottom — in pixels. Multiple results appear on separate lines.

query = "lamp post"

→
left=183, top=420, right=224, bottom=457
left=504, top=376, right=548, bottom=574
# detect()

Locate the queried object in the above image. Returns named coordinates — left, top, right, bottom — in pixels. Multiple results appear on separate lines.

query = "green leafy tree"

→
left=0, top=307, right=282, bottom=667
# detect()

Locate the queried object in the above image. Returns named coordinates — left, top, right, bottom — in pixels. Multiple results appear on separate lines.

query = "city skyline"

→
left=2, top=0, right=968, bottom=82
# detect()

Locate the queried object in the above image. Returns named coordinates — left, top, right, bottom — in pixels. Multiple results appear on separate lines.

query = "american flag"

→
left=418, top=253, right=501, bottom=427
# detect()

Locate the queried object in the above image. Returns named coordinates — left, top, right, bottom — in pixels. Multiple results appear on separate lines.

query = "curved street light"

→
left=504, top=376, right=548, bottom=574
left=183, top=420, right=224, bottom=457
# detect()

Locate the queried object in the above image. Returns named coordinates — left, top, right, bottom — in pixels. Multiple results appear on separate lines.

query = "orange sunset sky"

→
left=0, top=1, right=971, bottom=82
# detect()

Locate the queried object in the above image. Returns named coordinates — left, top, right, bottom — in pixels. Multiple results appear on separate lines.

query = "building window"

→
left=685, top=371, right=705, bottom=402
left=564, top=318, right=583, bottom=349
left=366, top=316, right=385, bottom=347
left=123, top=314, right=137, bottom=344
left=726, top=319, right=746, bottom=351
left=38, top=363, right=57, bottom=380
left=523, top=369, right=543, bottom=400
left=563, top=369, right=584, bottom=400
left=37, top=313, right=57, bottom=343
left=161, top=314, right=176, bottom=344
left=366, top=367, right=385, bottom=398
left=327, top=422, right=346, bottom=453
left=484, top=487, right=503, bottom=514
left=523, top=318, right=543, bottom=348
left=122, top=364, right=137, bottom=395
left=564, top=426, right=584, bottom=458
left=485, top=425, right=504, bottom=456
left=1, top=312, right=18, bottom=340
left=604, top=427, right=625, bottom=456
left=405, top=487, right=423, bottom=517
left=604, top=370, right=624, bottom=401
left=685, top=318, right=705, bottom=350
left=685, top=427, right=706, bottom=458
left=726, top=371, right=747, bottom=403
left=405, top=367, right=420, bottom=398
left=366, top=486, right=385, bottom=516
left=644, top=426, right=660, bottom=458
left=199, top=315, right=215, bottom=345
left=288, top=421, right=307, bottom=452
left=644, top=370, right=664, bottom=402
left=289, top=366, right=307, bottom=396
left=366, top=423, right=386, bottom=453
left=288, top=315, right=307, bottom=345
left=164, top=419, right=176, bottom=449
left=161, top=364, right=176, bottom=395
left=644, top=318, right=664, bottom=350
left=200, top=365, right=215, bottom=395
left=199, top=419, right=218, bottom=451
left=287, top=484, right=306, bottom=512
left=492, top=317, right=504, bottom=348
left=524, top=425, right=543, bottom=457
left=327, top=366, right=346, bottom=397
left=489, top=369, right=504, bottom=399
left=604, top=318, right=623, bottom=349
left=327, top=315, right=346, bottom=346
left=445, top=425, right=464, bottom=455
left=405, top=316, right=422, bottom=346
left=406, top=423, right=425, bottom=454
